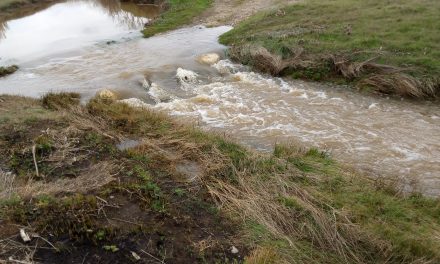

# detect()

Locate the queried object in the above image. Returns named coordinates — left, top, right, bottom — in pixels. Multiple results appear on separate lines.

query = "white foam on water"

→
left=368, top=103, right=379, bottom=109
left=212, top=59, right=238, bottom=75
left=119, top=98, right=150, bottom=109
left=148, top=83, right=175, bottom=103
left=176, top=68, right=199, bottom=87
left=152, top=59, right=440, bottom=196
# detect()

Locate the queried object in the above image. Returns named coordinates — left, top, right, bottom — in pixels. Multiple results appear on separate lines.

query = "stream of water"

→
left=0, top=0, right=439, bottom=196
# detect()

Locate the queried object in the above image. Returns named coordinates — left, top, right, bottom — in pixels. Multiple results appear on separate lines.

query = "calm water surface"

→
left=0, top=0, right=160, bottom=66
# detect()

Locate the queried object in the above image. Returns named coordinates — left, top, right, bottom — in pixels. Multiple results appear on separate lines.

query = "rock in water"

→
left=176, top=68, right=198, bottom=84
left=197, top=53, right=220, bottom=65
left=148, top=83, right=174, bottom=103
left=142, top=77, right=152, bottom=90
left=97, top=89, right=118, bottom=100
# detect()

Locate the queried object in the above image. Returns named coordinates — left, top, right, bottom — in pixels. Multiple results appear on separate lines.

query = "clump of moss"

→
left=0, top=65, right=18, bottom=77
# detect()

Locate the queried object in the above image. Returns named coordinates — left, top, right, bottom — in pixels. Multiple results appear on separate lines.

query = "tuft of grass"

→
left=209, top=142, right=440, bottom=263
left=87, top=97, right=171, bottom=135
left=142, top=0, right=212, bottom=37
left=41, top=92, right=81, bottom=110
left=245, top=247, right=279, bottom=264
left=0, top=0, right=25, bottom=10
left=5, top=194, right=103, bottom=240
left=220, top=0, right=440, bottom=98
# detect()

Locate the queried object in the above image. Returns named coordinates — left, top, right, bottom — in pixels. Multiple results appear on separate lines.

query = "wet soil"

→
left=0, top=96, right=247, bottom=263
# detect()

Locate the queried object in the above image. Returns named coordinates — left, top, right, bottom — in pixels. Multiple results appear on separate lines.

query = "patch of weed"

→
left=142, top=0, right=213, bottom=37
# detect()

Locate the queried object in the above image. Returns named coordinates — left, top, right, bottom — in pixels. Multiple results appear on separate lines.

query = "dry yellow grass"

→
left=9, top=162, right=117, bottom=198
left=245, top=247, right=281, bottom=264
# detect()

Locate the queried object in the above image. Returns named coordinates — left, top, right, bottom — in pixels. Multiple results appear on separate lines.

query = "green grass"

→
left=220, top=0, right=440, bottom=96
left=142, top=0, right=212, bottom=37
left=41, top=92, right=80, bottom=110
left=260, top=144, right=440, bottom=262
left=188, top=135, right=440, bottom=262
left=2, top=94, right=440, bottom=263
left=0, top=0, right=25, bottom=10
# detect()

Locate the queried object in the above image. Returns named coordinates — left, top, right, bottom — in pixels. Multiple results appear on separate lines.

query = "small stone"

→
left=131, top=251, right=141, bottom=261
left=176, top=68, right=198, bottom=84
left=97, top=89, right=118, bottom=100
left=231, top=246, right=239, bottom=254
left=19, top=229, right=31, bottom=242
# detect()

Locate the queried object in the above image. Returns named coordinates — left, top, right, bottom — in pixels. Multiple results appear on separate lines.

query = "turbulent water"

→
left=0, top=1, right=439, bottom=196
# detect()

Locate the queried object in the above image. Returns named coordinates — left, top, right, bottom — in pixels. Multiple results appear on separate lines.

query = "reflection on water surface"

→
left=0, top=0, right=162, bottom=65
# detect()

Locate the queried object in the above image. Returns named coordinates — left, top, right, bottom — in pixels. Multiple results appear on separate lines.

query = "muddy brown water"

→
left=0, top=0, right=439, bottom=196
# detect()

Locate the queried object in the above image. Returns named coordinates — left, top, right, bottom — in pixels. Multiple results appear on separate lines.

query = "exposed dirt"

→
left=196, top=0, right=298, bottom=26
left=0, top=95, right=247, bottom=263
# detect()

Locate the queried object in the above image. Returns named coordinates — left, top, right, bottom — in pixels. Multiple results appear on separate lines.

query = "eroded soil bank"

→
left=217, top=0, right=440, bottom=99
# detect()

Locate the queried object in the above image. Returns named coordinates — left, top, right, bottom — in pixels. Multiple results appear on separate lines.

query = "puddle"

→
left=0, top=0, right=162, bottom=66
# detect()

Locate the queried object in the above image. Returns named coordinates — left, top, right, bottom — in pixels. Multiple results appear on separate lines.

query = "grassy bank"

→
left=1, top=93, right=440, bottom=263
left=0, top=0, right=55, bottom=11
left=219, top=0, right=440, bottom=98
left=0, top=0, right=24, bottom=10
left=142, top=0, right=212, bottom=37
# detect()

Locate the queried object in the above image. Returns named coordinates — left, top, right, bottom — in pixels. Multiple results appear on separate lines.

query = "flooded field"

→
left=0, top=0, right=439, bottom=196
